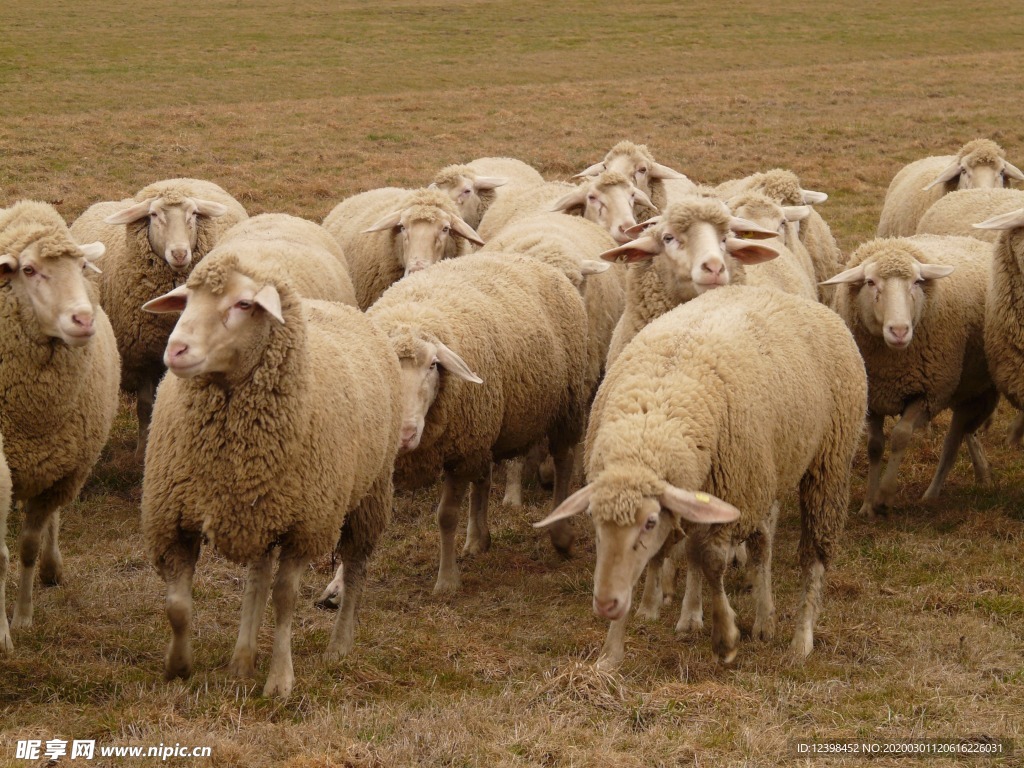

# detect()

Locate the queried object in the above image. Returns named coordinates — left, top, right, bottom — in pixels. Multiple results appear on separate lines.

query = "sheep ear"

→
left=142, top=283, right=190, bottom=313
left=783, top=205, right=812, bottom=222
left=363, top=211, right=404, bottom=233
left=436, top=342, right=483, bottom=384
left=0, top=253, right=18, bottom=278
left=648, top=162, right=687, bottom=181
left=572, top=162, right=605, bottom=180
left=105, top=198, right=157, bottom=225
left=820, top=263, right=866, bottom=286
left=192, top=199, right=229, bottom=218
left=599, top=235, right=661, bottom=264
left=725, top=238, right=779, bottom=264
left=449, top=215, right=486, bottom=246
left=728, top=216, right=778, bottom=240
left=659, top=486, right=741, bottom=525
left=473, top=176, right=507, bottom=192
left=254, top=284, right=285, bottom=324
left=534, top=484, right=593, bottom=528
left=625, top=218, right=660, bottom=238
left=1003, top=162, right=1024, bottom=183
left=974, top=207, right=1024, bottom=231
left=918, top=264, right=955, bottom=280
left=633, top=187, right=658, bottom=212
left=580, top=259, right=611, bottom=276
left=78, top=241, right=106, bottom=260
left=800, top=189, right=829, bottom=205
left=923, top=161, right=963, bottom=191
left=551, top=187, right=588, bottom=215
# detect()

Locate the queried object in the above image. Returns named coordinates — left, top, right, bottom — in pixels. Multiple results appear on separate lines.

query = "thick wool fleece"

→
left=985, top=225, right=1024, bottom=411
left=599, top=141, right=695, bottom=214
left=477, top=181, right=576, bottom=241
left=0, top=201, right=120, bottom=502
left=832, top=235, right=994, bottom=419
left=370, top=253, right=590, bottom=488
left=481, top=212, right=625, bottom=387
left=323, top=187, right=473, bottom=309
left=917, top=188, right=1024, bottom=244
left=70, top=179, right=248, bottom=394
left=588, top=285, right=866, bottom=564
left=142, top=253, right=401, bottom=570
left=878, top=140, right=1010, bottom=238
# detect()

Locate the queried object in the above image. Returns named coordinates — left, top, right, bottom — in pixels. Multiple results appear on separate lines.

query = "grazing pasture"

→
left=1, top=0, right=1023, bottom=765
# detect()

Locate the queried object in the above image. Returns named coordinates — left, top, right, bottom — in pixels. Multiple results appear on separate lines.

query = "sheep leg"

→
left=966, top=433, right=992, bottom=485
left=0, top=514, right=10, bottom=655
left=162, top=535, right=201, bottom=680
left=876, top=400, right=929, bottom=511
left=12, top=498, right=59, bottom=630
left=636, top=552, right=666, bottom=622
left=263, top=553, right=307, bottom=699
left=135, top=379, right=157, bottom=462
left=434, top=474, right=470, bottom=594
left=676, top=535, right=704, bottom=634
left=315, top=563, right=344, bottom=611
left=501, top=459, right=524, bottom=507
left=228, top=550, right=276, bottom=678
left=703, top=545, right=739, bottom=665
left=464, top=465, right=492, bottom=555
left=860, top=413, right=885, bottom=516
left=749, top=502, right=779, bottom=642
left=546, top=444, right=576, bottom=556
left=38, top=510, right=63, bottom=586
left=659, top=540, right=683, bottom=605
left=597, top=613, right=629, bottom=671
left=923, top=391, right=998, bottom=500
left=1007, top=411, right=1024, bottom=448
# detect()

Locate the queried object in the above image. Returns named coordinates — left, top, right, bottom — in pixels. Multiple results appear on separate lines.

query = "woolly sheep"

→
left=824, top=235, right=997, bottom=514
left=0, top=434, right=11, bottom=654
left=877, top=139, right=1024, bottom=238
left=322, top=187, right=484, bottom=310
left=536, top=285, right=867, bottom=667
left=430, top=156, right=545, bottom=228
left=0, top=201, right=120, bottom=641
left=477, top=172, right=656, bottom=244
left=140, top=245, right=402, bottom=699
left=575, top=141, right=695, bottom=219
left=365, top=252, right=591, bottom=593
left=70, top=178, right=248, bottom=460
left=599, top=195, right=780, bottom=367
left=916, top=187, right=1024, bottom=244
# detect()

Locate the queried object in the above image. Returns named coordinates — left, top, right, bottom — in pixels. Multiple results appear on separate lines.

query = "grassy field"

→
left=2, top=1, right=1024, bottom=766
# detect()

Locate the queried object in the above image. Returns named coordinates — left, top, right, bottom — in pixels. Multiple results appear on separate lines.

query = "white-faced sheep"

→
left=364, top=252, right=591, bottom=594
left=477, top=172, right=656, bottom=244
left=69, top=178, right=248, bottom=460
left=536, top=285, right=867, bottom=668
left=877, top=139, right=1024, bottom=238
left=0, top=201, right=120, bottom=643
left=141, top=244, right=401, bottom=699
left=824, top=235, right=997, bottom=514
left=575, top=141, right=695, bottom=219
left=322, top=187, right=484, bottom=310
left=916, top=187, right=1024, bottom=244
left=599, top=195, right=780, bottom=368
left=0, top=434, right=12, bottom=654
left=430, top=156, right=545, bottom=229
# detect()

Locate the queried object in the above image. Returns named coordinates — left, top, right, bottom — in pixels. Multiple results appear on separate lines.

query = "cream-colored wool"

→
left=431, top=157, right=544, bottom=228
left=917, top=187, right=1024, bottom=244
left=580, top=141, right=696, bottom=218
left=0, top=200, right=120, bottom=639
left=0, top=432, right=13, bottom=654
left=877, top=139, right=1017, bottom=237
left=984, top=214, right=1024, bottom=414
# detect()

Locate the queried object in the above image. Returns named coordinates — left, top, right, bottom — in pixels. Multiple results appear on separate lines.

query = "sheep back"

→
left=917, top=188, right=1024, bottom=244
left=985, top=224, right=1024, bottom=410
left=476, top=181, right=575, bottom=240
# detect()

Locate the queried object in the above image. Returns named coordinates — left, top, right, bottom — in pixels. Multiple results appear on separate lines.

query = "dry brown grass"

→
left=2, top=1, right=1024, bottom=766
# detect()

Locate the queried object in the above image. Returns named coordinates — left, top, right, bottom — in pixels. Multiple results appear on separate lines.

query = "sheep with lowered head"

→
left=877, top=139, right=1024, bottom=238
left=824, top=235, right=997, bottom=514
left=536, top=285, right=867, bottom=668
left=141, top=243, right=401, bottom=699
left=575, top=141, right=695, bottom=219
left=323, top=186, right=484, bottom=310
left=430, top=156, right=544, bottom=229
left=70, top=178, right=248, bottom=459
left=0, top=201, right=120, bottom=641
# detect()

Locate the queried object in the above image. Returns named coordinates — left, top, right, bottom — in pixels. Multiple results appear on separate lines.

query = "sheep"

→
left=476, top=172, right=656, bottom=244
left=322, top=187, right=484, bottom=310
left=823, top=234, right=997, bottom=514
left=365, top=252, right=590, bottom=594
left=0, top=434, right=11, bottom=655
left=574, top=141, right=695, bottom=219
left=430, top=156, right=545, bottom=229
left=0, top=200, right=120, bottom=640
left=599, top=194, right=780, bottom=368
left=877, top=139, right=1024, bottom=238
left=916, top=187, right=1024, bottom=244
left=535, top=284, right=867, bottom=668
left=69, top=178, right=248, bottom=460
left=140, top=244, right=402, bottom=699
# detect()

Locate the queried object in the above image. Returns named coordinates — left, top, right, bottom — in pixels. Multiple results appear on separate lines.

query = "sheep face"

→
left=104, top=196, right=229, bottom=271
left=393, top=336, right=482, bottom=453
left=364, top=207, right=485, bottom=276
left=0, top=238, right=105, bottom=347
left=143, top=270, right=283, bottom=381
left=431, top=172, right=507, bottom=229
left=552, top=174, right=654, bottom=244
left=728, top=194, right=811, bottom=248
left=823, top=252, right=954, bottom=349
left=575, top=142, right=688, bottom=201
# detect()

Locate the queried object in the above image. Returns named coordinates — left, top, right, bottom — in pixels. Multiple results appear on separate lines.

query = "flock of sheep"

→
left=1, top=138, right=1023, bottom=699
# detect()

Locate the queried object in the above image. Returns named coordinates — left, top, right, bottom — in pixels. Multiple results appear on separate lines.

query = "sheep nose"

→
left=167, top=341, right=190, bottom=360
left=71, top=312, right=94, bottom=331
left=169, top=248, right=190, bottom=267
left=593, top=596, right=621, bottom=619
left=398, top=425, right=420, bottom=451
left=701, top=258, right=725, bottom=277
left=887, top=324, right=910, bottom=342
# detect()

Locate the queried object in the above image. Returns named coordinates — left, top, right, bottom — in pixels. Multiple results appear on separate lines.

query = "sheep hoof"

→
left=548, top=525, right=575, bottom=559
left=752, top=614, right=777, bottom=641
left=0, top=631, right=12, bottom=655
left=165, top=648, right=193, bottom=681
left=501, top=492, right=522, bottom=507
left=635, top=603, right=660, bottom=622
left=227, top=652, right=257, bottom=679
left=595, top=653, right=622, bottom=673
left=715, top=647, right=739, bottom=666
left=462, top=533, right=491, bottom=556
left=857, top=501, right=875, bottom=517
left=314, top=589, right=341, bottom=611
left=262, top=671, right=294, bottom=699
left=10, top=611, right=32, bottom=632
left=789, top=631, right=814, bottom=661
left=39, top=559, right=63, bottom=586
left=675, top=613, right=703, bottom=635
left=432, top=573, right=461, bottom=595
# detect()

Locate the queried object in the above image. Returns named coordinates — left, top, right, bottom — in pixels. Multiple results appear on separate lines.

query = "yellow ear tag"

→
left=695, top=492, right=711, bottom=504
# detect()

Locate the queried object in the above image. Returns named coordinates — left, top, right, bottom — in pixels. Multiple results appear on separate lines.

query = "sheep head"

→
left=551, top=171, right=655, bottom=244
left=923, top=139, right=1024, bottom=192
left=430, top=165, right=508, bottom=229
left=574, top=141, right=689, bottom=199
left=105, top=193, right=228, bottom=271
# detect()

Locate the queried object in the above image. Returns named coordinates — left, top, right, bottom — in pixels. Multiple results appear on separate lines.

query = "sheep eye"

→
left=396, top=224, right=405, bottom=233
left=587, top=194, right=598, bottom=203
left=441, top=225, right=451, bottom=235
left=22, top=265, right=36, bottom=276
left=235, top=300, right=253, bottom=311
left=644, top=516, right=657, bottom=531
left=865, top=279, right=876, bottom=288
left=663, top=234, right=674, bottom=244
left=638, top=166, right=648, bottom=175
left=429, top=359, right=439, bottom=371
